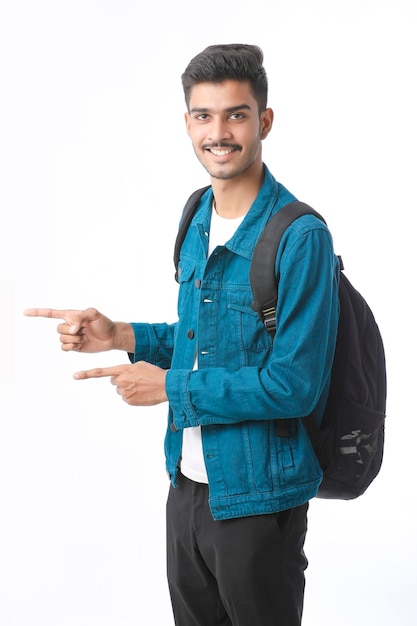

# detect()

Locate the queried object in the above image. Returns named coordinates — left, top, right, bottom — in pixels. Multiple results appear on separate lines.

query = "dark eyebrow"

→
left=189, top=104, right=252, bottom=114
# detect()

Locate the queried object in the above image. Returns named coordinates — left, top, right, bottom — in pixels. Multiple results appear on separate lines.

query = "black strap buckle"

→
left=262, top=307, right=277, bottom=335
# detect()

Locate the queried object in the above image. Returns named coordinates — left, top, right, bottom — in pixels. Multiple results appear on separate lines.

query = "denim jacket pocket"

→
left=227, top=291, right=271, bottom=364
left=177, top=259, right=197, bottom=318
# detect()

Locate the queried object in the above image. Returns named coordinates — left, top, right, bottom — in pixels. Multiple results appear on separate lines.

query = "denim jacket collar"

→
left=194, top=165, right=282, bottom=261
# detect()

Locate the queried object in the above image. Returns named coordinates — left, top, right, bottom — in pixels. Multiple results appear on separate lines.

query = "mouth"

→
left=203, top=144, right=241, bottom=157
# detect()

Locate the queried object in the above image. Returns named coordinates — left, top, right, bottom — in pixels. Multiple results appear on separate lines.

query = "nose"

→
left=208, top=116, right=232, bottom=143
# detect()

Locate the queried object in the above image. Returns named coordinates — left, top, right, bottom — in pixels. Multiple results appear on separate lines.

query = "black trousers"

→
left=166, top=473, right=308, bottom=626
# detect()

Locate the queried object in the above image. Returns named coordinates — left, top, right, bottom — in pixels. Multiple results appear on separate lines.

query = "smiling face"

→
left=185, top=80, right=273, bottom=182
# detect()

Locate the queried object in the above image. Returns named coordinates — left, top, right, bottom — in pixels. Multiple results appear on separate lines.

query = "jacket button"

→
left=195, top=278, right=201, bottom=288
left=187, top=329, right=195, bottom=339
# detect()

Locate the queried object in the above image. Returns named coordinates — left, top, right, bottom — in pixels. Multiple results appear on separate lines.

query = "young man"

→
left=25, top=44, right=339, bottom=625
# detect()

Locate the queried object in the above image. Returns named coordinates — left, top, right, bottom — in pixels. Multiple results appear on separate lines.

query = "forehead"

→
left=188, top=80, right=257, bottom=112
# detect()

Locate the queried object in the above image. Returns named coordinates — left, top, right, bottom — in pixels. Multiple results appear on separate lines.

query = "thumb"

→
left=70, top=307, right=102, bottom=333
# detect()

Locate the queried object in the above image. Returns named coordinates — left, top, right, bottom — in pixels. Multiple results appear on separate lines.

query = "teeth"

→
left=210, top=148, right=233, bottom=156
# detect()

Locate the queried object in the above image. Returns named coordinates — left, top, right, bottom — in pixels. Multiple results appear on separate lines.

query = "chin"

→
left=208, top=170, right=236, bottom=180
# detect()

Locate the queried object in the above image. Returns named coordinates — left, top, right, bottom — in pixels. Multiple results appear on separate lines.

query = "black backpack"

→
left=173, top=187, right=387, bottom=500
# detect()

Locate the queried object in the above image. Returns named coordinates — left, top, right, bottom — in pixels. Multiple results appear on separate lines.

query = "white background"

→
left=1, top=1, right=416, bottom=624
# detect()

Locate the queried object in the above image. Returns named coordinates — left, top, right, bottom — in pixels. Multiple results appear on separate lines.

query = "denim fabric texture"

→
left=131, top=165, right=340, bottom=520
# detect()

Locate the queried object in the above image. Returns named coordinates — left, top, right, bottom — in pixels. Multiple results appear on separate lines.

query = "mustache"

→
left=202, top=143, right=242, bottom=151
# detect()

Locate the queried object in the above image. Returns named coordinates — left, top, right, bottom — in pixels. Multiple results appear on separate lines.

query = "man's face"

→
left=185, top=80, right=273, bottom=181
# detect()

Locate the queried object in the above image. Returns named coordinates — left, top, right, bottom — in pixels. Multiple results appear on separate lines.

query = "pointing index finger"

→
left=73, top=366, right=123, bottom=380
left=24, top=308, right=75, bottom=321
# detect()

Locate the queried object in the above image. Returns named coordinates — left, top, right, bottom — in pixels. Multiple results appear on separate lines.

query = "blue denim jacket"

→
left=131, top=165, right=339, bottom=520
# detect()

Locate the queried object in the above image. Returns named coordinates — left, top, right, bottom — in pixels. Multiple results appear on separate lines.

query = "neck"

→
left=211, top=161, right=264, bottom=219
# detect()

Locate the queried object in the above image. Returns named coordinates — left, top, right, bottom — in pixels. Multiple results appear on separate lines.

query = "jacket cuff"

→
left=166, top=369, right=199, bottom=429
left=128, top=323, right=154, bottom=363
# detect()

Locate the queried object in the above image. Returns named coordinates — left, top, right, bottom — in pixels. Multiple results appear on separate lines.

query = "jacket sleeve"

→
left=166, top=224, right=339, bottom=429
left=129, top=322, right=176, bottom=370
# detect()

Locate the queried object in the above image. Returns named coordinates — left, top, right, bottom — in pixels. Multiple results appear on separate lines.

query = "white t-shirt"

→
left=180, top=206, right=244, bottom=483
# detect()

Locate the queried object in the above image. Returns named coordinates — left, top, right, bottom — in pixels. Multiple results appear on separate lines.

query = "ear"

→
left=184, top=112, right=191, bottom=135
left=260, top=108, right=274, bottom=139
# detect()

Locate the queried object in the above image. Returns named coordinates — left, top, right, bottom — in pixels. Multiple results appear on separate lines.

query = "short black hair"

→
left=181, top=44, right=268, bottom=113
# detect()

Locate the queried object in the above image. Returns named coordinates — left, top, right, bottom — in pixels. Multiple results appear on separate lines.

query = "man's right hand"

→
left=24, top=307, right=119, bottom=353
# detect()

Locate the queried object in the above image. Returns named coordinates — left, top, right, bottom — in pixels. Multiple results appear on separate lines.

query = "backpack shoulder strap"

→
left=173, top=186, right=211, bottom=282
left=250, top=201, right=326, bottom=337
